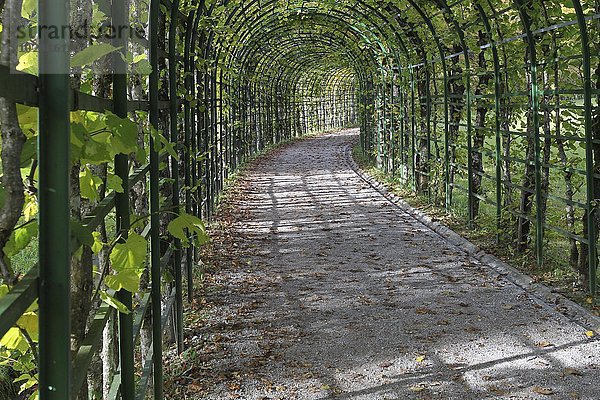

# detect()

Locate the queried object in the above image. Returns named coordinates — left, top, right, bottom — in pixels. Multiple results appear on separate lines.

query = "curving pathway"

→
left=169, top=129, right=600, bottom=400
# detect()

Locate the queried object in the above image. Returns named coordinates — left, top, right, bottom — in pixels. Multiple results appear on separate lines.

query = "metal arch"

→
left=573, top=0, right=597, bottom=295
left=474, top=1, right=503, bottom=243
left=434, top=0, right=475, bottom=224
left=207, top=0, right=416, bottom=91
left=513, top=0, right=543, bottom=266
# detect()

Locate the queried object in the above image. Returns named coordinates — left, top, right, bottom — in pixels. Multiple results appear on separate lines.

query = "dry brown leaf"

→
left=532, top=386, right=554, bottom=395
left=488, top=385, right=509, bottom=395
left=564, top=367, right=583, bottom=376
left=415, top=307, right=435, bottom=314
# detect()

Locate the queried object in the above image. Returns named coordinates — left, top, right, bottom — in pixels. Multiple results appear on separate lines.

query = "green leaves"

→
left=149, top=126, right=179, bottom=160
left=16, top=52, right=38, bottom=75
left=106, top=233, right=147, bottom=293
left=80, top=165, right=103, bottom=201
left=71, top=44, right=121, bottom=68
left=104, top=111, right=140, bottom=157
left=107, top=173, right=124, bottom=193
left=167, top=212, right=210, bottom=248
left=100, top=291, right=130, bottom=314
left=3, top=221, right=38, bottom=258
left=0, top=312, right=38, bottom=351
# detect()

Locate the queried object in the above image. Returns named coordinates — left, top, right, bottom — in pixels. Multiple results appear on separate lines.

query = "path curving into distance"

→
left=171, top=129, right=600, bottom=400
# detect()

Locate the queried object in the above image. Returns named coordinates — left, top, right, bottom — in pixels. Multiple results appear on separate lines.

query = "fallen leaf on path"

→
left=415, top=307, right=435, bottom=314
left=564, top=367, right=583, bottom=376
left=535, top=341, right=553, bottom=348
left=584, top=330, right=595, bottom=338
left=532, top=386, right=554, bottom=395
left=415, top=355, right=426, bottom=362
left=488, top=385, right=509, bottom=395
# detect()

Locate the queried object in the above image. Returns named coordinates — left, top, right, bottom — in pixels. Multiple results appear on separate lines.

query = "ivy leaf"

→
left=100, top=290, right=131, bottom=314
left=161, top=140, right=179, bottom=161
left=23, top=194, right=38, bottom=222
left=104, top=112, right=139, bottom=157
left=4, top=221, right=38, bottom=257
left=71, top=44, right=121, bottom=68
left=79, top=165, right=102, bottom=201
left=70, top=123, right=87, bottom=162
left=70, top=219, right=94, bottom=247
left=20, top=136, right=37, bottom=166
left=133, top=54, right=147, bottom=63
left=105, top=269, right=141, bottom=293
left=21, top=0, right=36, bottom=19
left=134, top=59, right=153, bottom=75
left=0, top=327, right=27, bottom=351
left=91, top=231, right=104, bottom=254
left=16, top=52, right=38, bottom=75
left=16, top=105, right=38, bottom=132
left=16, top=312, right=38, bottom=342
left=110, top=232, right=147, bottom=272
left=107, top=173, right=124, bottom=193
left=167, top=212, right=210, bottom=248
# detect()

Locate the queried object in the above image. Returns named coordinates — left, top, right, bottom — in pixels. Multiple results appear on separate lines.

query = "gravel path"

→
left=170, top=129, right=600, bottom=400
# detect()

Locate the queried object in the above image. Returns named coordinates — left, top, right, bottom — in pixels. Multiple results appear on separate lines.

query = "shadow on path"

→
left=166, top=129, right=600, bottom=400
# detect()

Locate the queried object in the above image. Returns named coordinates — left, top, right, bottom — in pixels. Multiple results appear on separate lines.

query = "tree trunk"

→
left=0, top=0, right=26, bottom=285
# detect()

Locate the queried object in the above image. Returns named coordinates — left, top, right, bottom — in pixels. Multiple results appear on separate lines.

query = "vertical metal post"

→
left=516, top=0, right=544, bottom=267
left=38, top=0, right=71, bottom=397
left=398, top=76, right=405, bottom=183
left=476, top=3, right=503, bottom=243
left=112, top=0, right=134, bottom=397
left=149, top=0, right=164, bottom=397
left=410, top=67, right=416, bottom=190
left=425, top=62, right=432, bottom=202
left=184, top=13, right=194, bottom=302
left=168, top=0, right=183, bottom=353
left=574, top=0, right=597, bottom=294
left=390, top=71, right=396, bottom=177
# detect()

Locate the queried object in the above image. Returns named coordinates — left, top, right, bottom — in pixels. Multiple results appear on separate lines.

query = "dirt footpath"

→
left=165, top=129, right=600, bottom=400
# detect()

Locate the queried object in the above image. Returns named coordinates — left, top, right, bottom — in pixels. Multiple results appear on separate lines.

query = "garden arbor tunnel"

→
left=0, top=0, right=600, bottom=399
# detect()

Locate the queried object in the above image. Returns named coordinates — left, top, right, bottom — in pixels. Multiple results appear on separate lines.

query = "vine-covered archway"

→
left=0, top=0, right=599, bottom=399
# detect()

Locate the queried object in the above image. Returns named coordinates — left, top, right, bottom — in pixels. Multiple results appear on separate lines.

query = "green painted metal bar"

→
left=410, top=67, right=416, bottom=191
left=475, top=2, right=503, bottom=244
left=425, top=62, right=432, bottom=202
left=398, top=75, right=405, bottom=183
left=149, top=0, right=164, bottom=397
left=404, top=0, right=450, bottom=211
left=516, top=0, right=544, bottom=267
left=168, top=0, right=184, bottom=354
left=437, top=0, right=473, bottom=225
left=112, top=0, right=135, bottom=397
left=573, top=0, right=597, bottom=295
left=37, top=0, right=71, bottom=398
left=184, top=11, right=195, bottom=302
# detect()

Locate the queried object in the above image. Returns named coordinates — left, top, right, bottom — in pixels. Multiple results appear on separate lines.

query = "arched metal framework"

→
left=0, top=0, right=599, bottom=399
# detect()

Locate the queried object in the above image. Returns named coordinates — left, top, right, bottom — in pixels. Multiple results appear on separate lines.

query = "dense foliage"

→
left=0, top=0, right=599, bottom=399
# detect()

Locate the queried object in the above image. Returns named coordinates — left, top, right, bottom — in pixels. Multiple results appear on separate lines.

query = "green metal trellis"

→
left=0, top=1, right=599, bottom=399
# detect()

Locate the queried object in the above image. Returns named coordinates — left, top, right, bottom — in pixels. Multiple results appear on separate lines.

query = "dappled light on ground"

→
left=165, top=130, right=600, bottom=400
